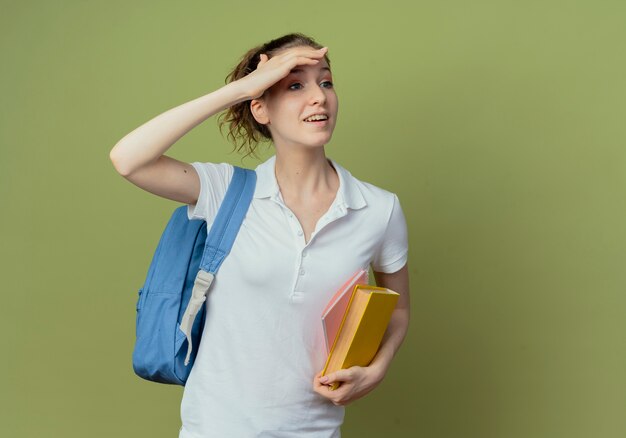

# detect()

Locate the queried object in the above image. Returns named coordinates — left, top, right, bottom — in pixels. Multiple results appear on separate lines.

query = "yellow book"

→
left=321, top=284, right=399, bottom=390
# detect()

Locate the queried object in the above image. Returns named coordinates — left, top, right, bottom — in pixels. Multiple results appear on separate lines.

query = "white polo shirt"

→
left=179, top=155, right=408, bottom=438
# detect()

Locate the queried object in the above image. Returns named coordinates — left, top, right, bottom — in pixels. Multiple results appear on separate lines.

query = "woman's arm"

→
left=109, top=82, right=250, bottom=177
left=109, top=46, right=328, bottom=203
left=108, top=83, right=253, bottom=204
left=368, top=263, right=411, bottom=378
left=313, top=263, right=410, bottom=406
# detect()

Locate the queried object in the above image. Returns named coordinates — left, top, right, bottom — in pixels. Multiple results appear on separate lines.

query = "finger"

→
left=314, top=381, right=340, bottom=400
left=314, top=371, right=334, bottom=389
left=313, top=372, right=324, bottom=389
left=315, top=379, right=337, bottom=392
left=287, top=46, right=327, bottom=55
left=274, top=56, right=320, bottom=75
left=311, top=47, right=328, bottom=56
left=296, top=57, right=320, bottom=65
left=313, top=379, right=336, bottom=399
left=314, top=386, right=340, bottom=405
left=258, top=53, right=269, bottom=66
left=291, top=56, right=324, bottom=69
left=277, top=46, right=328, bottom=63
left=299, top=48, right=327, bottom=60
left=320, top=369, right=350, bottom=386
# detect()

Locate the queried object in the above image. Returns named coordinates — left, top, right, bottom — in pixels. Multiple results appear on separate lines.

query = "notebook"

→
left=321, top=269, right=369, bottom=354
left=321, top=284, right=400, bottom=390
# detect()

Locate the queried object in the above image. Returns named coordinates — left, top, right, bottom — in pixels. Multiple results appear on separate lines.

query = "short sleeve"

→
left=187, top=162, right=234, bottom=221
left=371, top=194, right=409, bottom=274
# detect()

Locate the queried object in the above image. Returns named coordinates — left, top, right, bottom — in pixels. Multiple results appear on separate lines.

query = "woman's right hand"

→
left=238, top=46, right=329, bottom=100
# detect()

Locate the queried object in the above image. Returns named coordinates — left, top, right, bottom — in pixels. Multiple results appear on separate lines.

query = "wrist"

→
left=213, top=81, right=252, bottom=108
left=368, top=361, right=387, bottom=384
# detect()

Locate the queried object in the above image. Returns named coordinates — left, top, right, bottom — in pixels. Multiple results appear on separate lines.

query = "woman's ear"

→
left=250, top=99, right=269, bottom=125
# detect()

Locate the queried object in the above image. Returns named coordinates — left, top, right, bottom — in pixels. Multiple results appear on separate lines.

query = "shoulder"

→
left=333, top=159, right=400, bottom=216
left=186, top=162, right=236, bottom=221
left=357, top=178, right=398, bottom=205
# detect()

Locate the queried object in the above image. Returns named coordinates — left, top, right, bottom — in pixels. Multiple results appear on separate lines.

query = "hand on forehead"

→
left=269, top=46, right=330, bottom=66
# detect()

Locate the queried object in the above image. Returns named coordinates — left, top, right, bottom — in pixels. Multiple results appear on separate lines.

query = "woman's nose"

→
left=309, top=84, right=327, bottom=105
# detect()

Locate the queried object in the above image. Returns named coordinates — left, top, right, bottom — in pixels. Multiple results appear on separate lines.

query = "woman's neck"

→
left=274, top=146, right=338, bottom=199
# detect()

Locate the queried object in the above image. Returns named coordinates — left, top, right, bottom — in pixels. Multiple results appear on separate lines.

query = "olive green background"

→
left=2, top=0, right=625, bottom=437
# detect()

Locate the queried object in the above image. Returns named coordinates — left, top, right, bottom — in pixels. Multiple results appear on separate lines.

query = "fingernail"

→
left=320, top=376, right=329, bottom=384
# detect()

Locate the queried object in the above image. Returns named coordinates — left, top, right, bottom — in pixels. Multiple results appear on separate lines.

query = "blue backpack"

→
left=132, top=166, right=257, bottom=385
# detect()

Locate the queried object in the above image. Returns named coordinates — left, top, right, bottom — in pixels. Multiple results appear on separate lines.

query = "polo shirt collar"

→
left=253, top=155, right=367, bottom=210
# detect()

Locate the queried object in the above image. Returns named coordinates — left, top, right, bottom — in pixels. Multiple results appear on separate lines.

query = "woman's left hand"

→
left=313, top=366, right=384, bottom=406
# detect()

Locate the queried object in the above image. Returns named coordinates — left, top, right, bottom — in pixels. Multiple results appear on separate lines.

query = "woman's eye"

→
left=321, top=81, right=334, bottom=88
left=289, top=83, right=303, bottom=90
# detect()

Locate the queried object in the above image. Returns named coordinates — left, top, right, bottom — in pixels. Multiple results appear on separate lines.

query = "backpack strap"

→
left=179, top=166, right=256, bottom=365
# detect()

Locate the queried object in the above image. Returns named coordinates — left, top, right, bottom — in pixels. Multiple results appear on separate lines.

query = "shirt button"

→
left=297, top=229, right=303, bottom=236
left=302, top=250, right=308, bottom=257
left=299, top=268, right=306, bottom=276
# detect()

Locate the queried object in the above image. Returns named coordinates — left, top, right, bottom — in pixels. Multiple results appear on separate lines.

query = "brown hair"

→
left=218, top=33, right=331, bottom=159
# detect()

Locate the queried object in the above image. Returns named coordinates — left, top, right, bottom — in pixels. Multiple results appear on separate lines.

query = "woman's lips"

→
left=303, top=118, right=329, bottom=126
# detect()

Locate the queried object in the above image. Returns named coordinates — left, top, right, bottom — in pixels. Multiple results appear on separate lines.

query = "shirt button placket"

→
left=284, top=207, right=308, bottom=301
left=285, top=210, right=305, bottom=244
left=292, top=248, right=308, bottom=302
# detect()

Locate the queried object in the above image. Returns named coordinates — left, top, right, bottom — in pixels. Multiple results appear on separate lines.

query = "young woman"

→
left=110, top=33, right=410, bottom=438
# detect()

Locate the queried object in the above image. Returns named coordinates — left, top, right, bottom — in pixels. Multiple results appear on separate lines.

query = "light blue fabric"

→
left=132, top=166, right=256, bottom=385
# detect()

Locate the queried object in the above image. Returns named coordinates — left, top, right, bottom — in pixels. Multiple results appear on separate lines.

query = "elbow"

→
left=109, top=145, right=133, bottom=177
